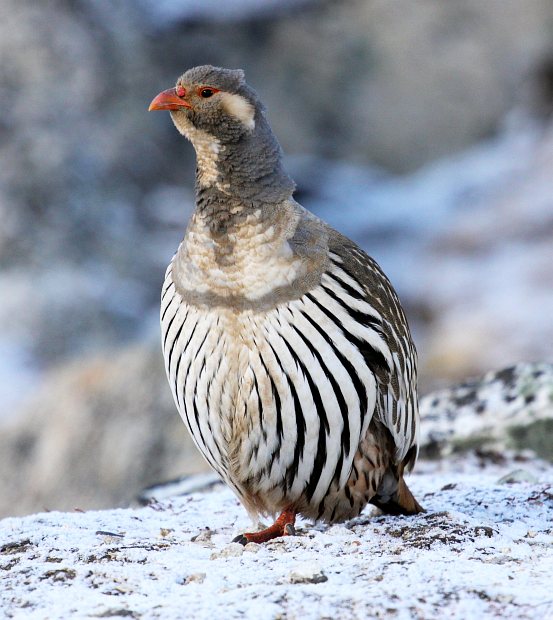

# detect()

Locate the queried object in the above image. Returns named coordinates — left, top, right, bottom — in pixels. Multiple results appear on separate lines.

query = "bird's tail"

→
left=370, top=475, right=424, bottom=516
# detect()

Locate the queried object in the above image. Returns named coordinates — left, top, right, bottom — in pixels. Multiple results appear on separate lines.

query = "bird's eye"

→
left=200, top=88, right=215, bottom=98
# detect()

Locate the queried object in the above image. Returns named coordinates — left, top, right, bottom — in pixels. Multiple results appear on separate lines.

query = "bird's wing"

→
left=322, top=227, right=419, bottom=468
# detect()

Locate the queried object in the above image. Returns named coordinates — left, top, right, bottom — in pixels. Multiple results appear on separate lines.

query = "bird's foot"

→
left=233, top=508, right=296, bottom=545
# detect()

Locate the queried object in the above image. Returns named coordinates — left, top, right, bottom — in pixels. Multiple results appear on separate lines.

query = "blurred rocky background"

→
left=1, top=0, right=552, bottom=517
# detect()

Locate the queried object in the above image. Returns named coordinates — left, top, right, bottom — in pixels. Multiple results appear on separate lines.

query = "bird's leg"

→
left=233, top=507, right=296, bottom=545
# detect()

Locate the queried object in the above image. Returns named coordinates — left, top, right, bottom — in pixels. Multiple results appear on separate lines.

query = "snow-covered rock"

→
left=419, top=362, right=553, bottom=461
left=1, top=455, right=552, bottom=619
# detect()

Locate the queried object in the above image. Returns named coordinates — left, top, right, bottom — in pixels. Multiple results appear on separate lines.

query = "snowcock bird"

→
left=149, top=65, right=423, bottom=544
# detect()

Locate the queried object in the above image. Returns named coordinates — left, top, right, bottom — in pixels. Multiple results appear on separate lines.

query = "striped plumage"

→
left=151, top=66, right=422, bottom=542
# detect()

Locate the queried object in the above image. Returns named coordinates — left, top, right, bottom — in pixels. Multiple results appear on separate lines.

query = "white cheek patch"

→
left=220, top=92, right=255, bottom=131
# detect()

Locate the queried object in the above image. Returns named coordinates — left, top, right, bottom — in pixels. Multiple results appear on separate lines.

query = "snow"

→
left=1, top=455, right=552, bottom=619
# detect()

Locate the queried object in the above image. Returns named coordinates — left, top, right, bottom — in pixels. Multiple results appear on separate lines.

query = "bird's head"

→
left=149, top=65, right=258, bottom=144
left=149, top=65, right=294, bottom=203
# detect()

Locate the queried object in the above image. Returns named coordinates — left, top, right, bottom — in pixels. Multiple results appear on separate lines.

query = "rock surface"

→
left=0, top=454, right=552, bottom=619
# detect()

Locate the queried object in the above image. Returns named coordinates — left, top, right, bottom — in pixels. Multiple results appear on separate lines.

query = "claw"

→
left=232, top=534, right=249, bottom=546
left=284, top=523, right=296, bottom=536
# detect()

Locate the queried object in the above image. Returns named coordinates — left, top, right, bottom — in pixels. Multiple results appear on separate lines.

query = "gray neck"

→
left=194, top=113, right=295, bottom=227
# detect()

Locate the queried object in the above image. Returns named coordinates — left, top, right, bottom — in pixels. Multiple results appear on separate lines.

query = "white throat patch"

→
left=171, top=111, right=221, bottom=188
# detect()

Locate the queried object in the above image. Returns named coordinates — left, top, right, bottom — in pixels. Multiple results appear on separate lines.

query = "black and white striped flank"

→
left=161, top=248, right=419, bottom=522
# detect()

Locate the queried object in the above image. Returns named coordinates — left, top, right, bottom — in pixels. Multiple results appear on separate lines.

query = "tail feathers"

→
left=370, top=476, right=424, bottom=516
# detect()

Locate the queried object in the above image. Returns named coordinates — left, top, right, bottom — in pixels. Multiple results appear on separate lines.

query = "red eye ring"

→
left=176, top=85, right=186, bottom=98
left=197, top=86, right=219, bottom=98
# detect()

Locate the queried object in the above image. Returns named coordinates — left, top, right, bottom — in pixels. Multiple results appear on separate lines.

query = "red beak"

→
left=148, top=88, right=192, bottom=111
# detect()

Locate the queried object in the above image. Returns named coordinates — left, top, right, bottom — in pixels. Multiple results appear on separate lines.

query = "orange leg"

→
left=233, top=508, right=297, bottom=545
